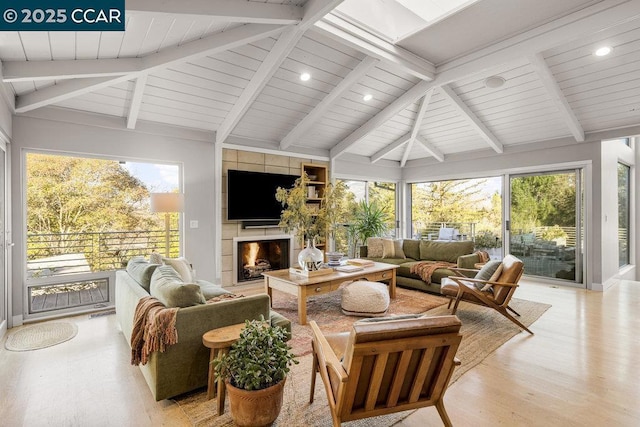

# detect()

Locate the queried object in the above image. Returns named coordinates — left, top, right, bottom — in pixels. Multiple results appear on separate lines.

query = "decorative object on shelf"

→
left=213, top=317, right=297, bottom=427
left=297, top=238, right=324, bottom=271
left=325, top=251, right=343, bottom=267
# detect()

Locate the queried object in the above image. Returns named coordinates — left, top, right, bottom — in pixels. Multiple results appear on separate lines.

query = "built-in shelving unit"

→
left=301, top=163, right=328, bottom=250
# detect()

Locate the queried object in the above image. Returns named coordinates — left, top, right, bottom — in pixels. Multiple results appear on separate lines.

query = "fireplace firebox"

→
left=233, top=235, right=294, bottom=284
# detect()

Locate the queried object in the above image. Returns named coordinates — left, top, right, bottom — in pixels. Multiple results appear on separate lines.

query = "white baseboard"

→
left=12, top=314, right=23, bottom=327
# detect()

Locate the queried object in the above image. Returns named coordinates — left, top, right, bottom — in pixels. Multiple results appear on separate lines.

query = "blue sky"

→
left=121, top=162, right=179, bottom=192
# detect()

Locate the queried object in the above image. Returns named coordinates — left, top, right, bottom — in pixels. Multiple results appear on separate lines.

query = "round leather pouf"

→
left=341, top=281, right=390, bottom=317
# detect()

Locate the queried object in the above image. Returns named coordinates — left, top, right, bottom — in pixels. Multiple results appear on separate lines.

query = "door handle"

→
left=7, top=242, right=14, bottom=247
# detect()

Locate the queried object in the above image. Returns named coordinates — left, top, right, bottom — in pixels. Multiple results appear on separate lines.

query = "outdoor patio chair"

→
left=440, top=254, right=533, bottom=334
left=309, top=315, right=462, bottom=427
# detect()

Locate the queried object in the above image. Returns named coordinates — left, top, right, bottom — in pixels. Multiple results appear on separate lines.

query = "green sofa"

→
left=360, top=239, right=481, bottom=294
left=115, top=260, right=290, bottom=401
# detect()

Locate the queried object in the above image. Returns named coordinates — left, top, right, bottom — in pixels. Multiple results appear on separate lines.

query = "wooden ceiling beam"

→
left=13, top=24, right=286, bottom=113
left=330, top=79, right=433, bottom=159
left=126, top=74, right=147, bottom=130
left=279, top=56, right=377, bottom=150
left=370, top=132, right=411, bottom=164
left=416, top=136, right=444, bottom=162
left=216, top=0, right=344, bottom=144
left=400, top=88, right=433, bottom=167
left=126, top=0, right=303, bottom=25
left=439, top=84, right=503, bottom=154
left=529, top=53, right=584, bottom=142
left=314, top=13, right=434, bottom=81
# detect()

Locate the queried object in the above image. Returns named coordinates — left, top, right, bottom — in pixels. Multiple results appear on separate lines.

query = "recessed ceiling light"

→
left=594, top=46, right=612, bottom=57
left=363, top=94, right=373, bottom=101
left=300, top=72, right=311, bottom=81
left=484, top=76, right=505, bottom=89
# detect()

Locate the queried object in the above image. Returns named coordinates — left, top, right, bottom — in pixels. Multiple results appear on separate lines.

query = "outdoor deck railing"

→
left=27, top=229, right=180, bottom=278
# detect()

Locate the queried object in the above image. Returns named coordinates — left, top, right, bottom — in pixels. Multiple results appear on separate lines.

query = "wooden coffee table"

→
left=262, top=262, right=398, bottom=325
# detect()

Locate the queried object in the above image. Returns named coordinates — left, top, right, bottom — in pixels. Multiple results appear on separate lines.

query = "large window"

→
left=618, top=163, right=630, bottom=267
left=411, top=177, right=503, bottom=257
left=25, top=152, right=180, bottom=315
left=335, top=179, right=397, bottom=256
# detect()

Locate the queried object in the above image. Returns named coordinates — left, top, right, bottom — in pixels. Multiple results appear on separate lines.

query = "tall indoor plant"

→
left=351, top=200, right=390, bottom=255
left=214, top=318, right=297, bottom=427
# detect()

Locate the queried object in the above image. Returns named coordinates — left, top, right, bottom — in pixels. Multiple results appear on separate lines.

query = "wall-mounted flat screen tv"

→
left=227, top=169, right=298, bottom=222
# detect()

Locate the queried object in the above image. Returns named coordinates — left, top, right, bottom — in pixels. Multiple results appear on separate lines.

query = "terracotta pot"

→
left=225, top=378, right=286, bottom=427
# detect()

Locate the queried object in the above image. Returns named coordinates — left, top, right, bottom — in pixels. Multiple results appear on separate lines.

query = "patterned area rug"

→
left=272, top=286, right=449, bottom=356
left=174, top=290, right=551, bottom=427
left=4, top=322, right=78, bottom=351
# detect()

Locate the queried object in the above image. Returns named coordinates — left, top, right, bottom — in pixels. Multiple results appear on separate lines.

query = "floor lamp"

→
left=150, top=193, right=184, bottom=257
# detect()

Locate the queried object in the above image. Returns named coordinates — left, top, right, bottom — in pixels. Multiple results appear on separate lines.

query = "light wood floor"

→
left=1, top=279, right=639, bottom=426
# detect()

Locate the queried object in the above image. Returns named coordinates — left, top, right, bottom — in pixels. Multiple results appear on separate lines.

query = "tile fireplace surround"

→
left=232, top=235, right=294, bottom=285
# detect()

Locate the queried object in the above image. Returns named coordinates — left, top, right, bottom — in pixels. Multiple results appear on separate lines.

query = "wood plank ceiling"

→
left=1, top=0, right=640, bottom=166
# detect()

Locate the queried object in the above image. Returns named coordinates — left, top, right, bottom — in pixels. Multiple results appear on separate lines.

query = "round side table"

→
left=202, top=323, right=245, bottom=415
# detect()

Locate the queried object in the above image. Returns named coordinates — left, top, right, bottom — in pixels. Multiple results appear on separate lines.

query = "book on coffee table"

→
left=347, top=259, right=375, bottom=267
left=335, top=265, right=364, bottom=273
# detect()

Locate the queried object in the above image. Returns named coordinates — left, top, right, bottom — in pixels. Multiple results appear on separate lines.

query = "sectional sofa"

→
left=360, top=238, right=481, bottom=294
left=115, top=257, right=290, bottom=401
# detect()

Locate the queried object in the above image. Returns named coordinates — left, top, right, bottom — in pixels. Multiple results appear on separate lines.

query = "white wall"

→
left=11, top=111, right=217, bottom=317
left=600, top=139, right=635, bottom=287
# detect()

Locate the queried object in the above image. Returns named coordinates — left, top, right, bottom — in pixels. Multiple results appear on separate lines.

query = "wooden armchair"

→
left=309, top=315, right=462, bottom=427
left=440, top=254, right=532, bottom=334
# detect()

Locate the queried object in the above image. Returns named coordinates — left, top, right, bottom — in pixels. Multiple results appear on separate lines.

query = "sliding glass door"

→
left=508, top=170, right=583, bottom=283
left=0, top=142, right=6, bottom=336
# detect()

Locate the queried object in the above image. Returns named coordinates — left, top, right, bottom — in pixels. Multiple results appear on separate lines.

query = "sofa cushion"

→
left=397, top=261, right=456, bottom=284
left=196, top=279, right=233, bottom=299
left=126, top=257, right=161, bottom=292
left=419, top=240, right=474, bottom=263
left=162, top=256, right=195, bottom=282
left=366, top=257, right=406, bottom=266
left=402, top=239, right=420, bottom=260
left=382, top=239, right=405, bottom=259
left=366, top=237, right=384, bottom=257
left=150, top=265, right=205, bottom=308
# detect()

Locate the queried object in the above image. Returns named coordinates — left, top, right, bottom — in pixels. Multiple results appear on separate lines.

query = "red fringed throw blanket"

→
left=131, top=296, right=179, bottom=366
left=410, top=261, right=456, bottom=284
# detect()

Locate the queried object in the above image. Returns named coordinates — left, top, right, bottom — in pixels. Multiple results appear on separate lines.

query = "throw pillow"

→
left=366, top=237, right=384, bottom=258
left=149, top=252, right=163, bottom=265
left=381, top=239, right=406, bottom=259
left=196, top=279, right=233, bottom=300
left=150, top=265, right=206, bottom=308
left=162, top=256, right=194, bottom=282
left=474, top=260, right=502, bottom=291
left=126, top=257, right=161, bottom=292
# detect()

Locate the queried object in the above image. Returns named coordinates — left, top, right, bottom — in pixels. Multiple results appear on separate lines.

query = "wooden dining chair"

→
left=309, top=315, right=462, bottom=427
left=440, top=254, right=532, bottom=334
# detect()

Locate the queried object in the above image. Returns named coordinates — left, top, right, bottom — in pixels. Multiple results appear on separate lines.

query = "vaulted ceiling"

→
left=1, top=0, right=640, bottom=166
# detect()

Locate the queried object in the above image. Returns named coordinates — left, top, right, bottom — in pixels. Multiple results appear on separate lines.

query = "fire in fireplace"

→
left=235, top=237, right=291, bottom=283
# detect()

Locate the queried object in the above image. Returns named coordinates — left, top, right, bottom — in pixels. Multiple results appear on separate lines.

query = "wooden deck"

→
left=30, top=280, right=109, bottom=313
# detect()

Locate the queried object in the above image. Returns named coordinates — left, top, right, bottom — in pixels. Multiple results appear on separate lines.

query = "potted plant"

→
left=351, top=200, right=390, bottom=256
left=214, top=318, right=297, bottom=427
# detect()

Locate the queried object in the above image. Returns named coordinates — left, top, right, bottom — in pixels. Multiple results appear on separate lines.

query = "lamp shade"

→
left=150, top=193, right=184, bottom=213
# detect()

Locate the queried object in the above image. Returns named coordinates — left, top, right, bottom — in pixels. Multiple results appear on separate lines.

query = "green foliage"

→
left=511, top=174, right=576, bottom=232
left=411, top=179, right=489, bottom=231
left=214, top=318, right=297, bottom=391
left=540, top=225, right=567, bottom=241
left=276, top=174, right=354, bottom=244
left=352, top=200, right=390, bottom=246
left=474, top=230, right=501, bottom=249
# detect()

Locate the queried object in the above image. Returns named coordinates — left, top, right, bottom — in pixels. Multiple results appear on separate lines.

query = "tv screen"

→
left=227, top=170, right=298, bottom=221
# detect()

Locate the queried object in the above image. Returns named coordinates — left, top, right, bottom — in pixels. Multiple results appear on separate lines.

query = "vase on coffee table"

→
left=298, top=238, right=323, bottom=271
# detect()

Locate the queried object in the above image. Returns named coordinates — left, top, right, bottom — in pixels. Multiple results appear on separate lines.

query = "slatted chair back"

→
left=337, top=315, right=462, bottom=422
left=491, top=254, right=524, bottom=305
